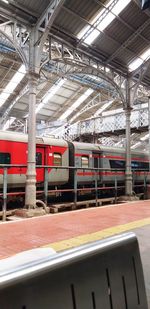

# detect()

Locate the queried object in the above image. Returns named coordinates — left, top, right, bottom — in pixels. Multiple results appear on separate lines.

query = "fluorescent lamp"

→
left=78, top=0, right=131, bottom=45
left=59, top=88, right=94, bottom=121
left=0, top=64, right=26, bottom=107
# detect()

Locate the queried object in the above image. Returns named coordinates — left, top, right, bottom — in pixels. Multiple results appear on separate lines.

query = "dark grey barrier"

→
left=0, top=232, right=148, bottom=309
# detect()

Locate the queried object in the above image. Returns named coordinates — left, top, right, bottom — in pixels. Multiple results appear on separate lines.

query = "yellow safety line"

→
left=43, top=217, right=150, bottom=252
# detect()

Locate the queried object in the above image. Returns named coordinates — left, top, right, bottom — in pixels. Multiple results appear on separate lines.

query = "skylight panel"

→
left=94, top=100, right=114, bottom=117
left=131, top=142, right=141, bottom=149
left=129, top=58, right=143, bottom=71
left=35, top=78, right=66, bottom=114
left=102, top=107, right=123, bottom=116
left=84, top=29, right=100, bottom=45
left=78, top=0, right=131, bottom=45
left=0, top=64, right=26, bottom=107
left=59, top=88, right=94, bottom=121
left=3, top=117, right=16, bottom=131
left=129, top=47, right=150, bottom=71
left=140, top=133, right=149, bottom=141
left=1, top=0, right=9, bottom=3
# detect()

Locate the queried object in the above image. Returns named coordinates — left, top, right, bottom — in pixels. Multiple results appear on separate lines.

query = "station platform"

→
left=0, top=199, right=150, bottom=305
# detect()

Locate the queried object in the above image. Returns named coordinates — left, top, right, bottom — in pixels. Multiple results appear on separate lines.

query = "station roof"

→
left=0, top=0, right=150, bottom=150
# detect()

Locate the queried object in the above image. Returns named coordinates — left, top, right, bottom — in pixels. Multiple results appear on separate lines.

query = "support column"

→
left=148, top=96, right=150, bottom=172
left=124, top=78, right=133, bottom=196
left=25, top=73, right=37, bottom=208
left=125, top=108, right=132, bottom=196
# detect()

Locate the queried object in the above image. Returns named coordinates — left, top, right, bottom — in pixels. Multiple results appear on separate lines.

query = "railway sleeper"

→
left=49, top=197, right=116, bottom=213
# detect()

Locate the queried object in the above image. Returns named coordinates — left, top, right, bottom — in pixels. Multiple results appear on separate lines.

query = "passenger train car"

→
left=0, top=131, right=149, bottom=199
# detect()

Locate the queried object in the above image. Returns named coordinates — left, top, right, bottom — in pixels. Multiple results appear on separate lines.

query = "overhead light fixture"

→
left=59, top=88, right=94, bottom=121
left=77, top=0, right=131, bottom=45
left=0, top=64, right=26, bottom=108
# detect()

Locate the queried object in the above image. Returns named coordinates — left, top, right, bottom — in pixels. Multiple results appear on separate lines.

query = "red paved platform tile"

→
left=0, top=200, right=150, bottom=259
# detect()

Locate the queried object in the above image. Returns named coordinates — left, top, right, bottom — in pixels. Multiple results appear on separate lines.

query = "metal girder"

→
left=9, top=118, right=26, bottom=132
left=105, top=18, right=150, bottom=64
left=58, top=105, right=149, bottom=141
left=35, top=0, right=65, bottom=56
left=127, top=58, right=150, bottom=107
left=0, top=0, right=65, bottom=70
left=47, top=37, right=126, bottom=102
left=95, top=0, right=150, bottom=46
left=131, top=57, right=150, bottom=80
left=70, top=90, right=120, bottom=124
left=0, top=23, right=28, bottom=66
left=68, top=66, right=125, bottom=104
left=78, top=0, right=118, bottom=44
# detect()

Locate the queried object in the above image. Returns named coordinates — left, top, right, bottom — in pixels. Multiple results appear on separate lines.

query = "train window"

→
left=94, top=157, right=98, bottom=168
left=36, top=152, right=42, bottom=165
left=81, top=156, right=89, bottom=168
left=53, top=153, right=62, bottom=166
left=0, top=153, right=11, bottom=164
left=131, top=161, right=149, bottom=170
left=110, top=160, right=125, bottom=169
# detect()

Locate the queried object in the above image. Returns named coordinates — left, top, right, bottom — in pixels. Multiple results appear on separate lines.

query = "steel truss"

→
left=55, top=105, right=149, bottom=141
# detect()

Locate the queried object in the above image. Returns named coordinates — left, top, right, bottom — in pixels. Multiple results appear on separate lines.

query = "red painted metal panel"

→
left=36, top=147, right=45, bottom=182
left=0, top=140, right=27, bottom=175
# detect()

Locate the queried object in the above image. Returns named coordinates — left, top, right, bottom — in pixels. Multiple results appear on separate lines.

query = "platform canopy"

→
left=0, top=0, right=150, bottom=149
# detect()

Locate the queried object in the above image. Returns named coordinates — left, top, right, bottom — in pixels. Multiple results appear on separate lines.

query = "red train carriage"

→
left=0, top=131, right=149, bottom=202
left=68, top=141, right=150, bottom=196
left=0, top=131, right=69, bottom=189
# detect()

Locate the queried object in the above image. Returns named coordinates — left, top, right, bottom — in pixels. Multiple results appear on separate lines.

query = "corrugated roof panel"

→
left=120, top=1, right=148, bottom=30
left=54, top=9, right=85, bottom=38
left=128, top=38, right=148, bottom=55
left=13, top=0, right=50, bottom=17
left=37, top=109, right=54, bottom=117
left=114, top=49, right=138, bottom=67
left=64, top=0, right=102, bottom=20
left=93, top=34, right=120, bottom=58
left=141, top=25, right=150, bottom=41
left=49, top=95, right=66, bottom=105
left=105, top=19, right=133, bottom=45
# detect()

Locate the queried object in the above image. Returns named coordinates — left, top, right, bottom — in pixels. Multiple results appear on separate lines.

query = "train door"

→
left=36, top=147, right=45, bottom=182
left=93, top=152, right=100, bottom=182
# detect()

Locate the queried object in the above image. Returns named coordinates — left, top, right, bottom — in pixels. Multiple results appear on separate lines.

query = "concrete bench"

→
left=0, top=232, right=148, bottom=309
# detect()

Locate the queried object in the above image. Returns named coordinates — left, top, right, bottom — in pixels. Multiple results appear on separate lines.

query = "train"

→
left=0, top=130, right=149, bottom=204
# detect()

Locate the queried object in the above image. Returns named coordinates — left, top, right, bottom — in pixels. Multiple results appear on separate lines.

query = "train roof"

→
left=72, top=141, right=147, bottom=155
left=0, top=131, right=68, bottom=147
left=0, top=131, right=147, bottom=155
